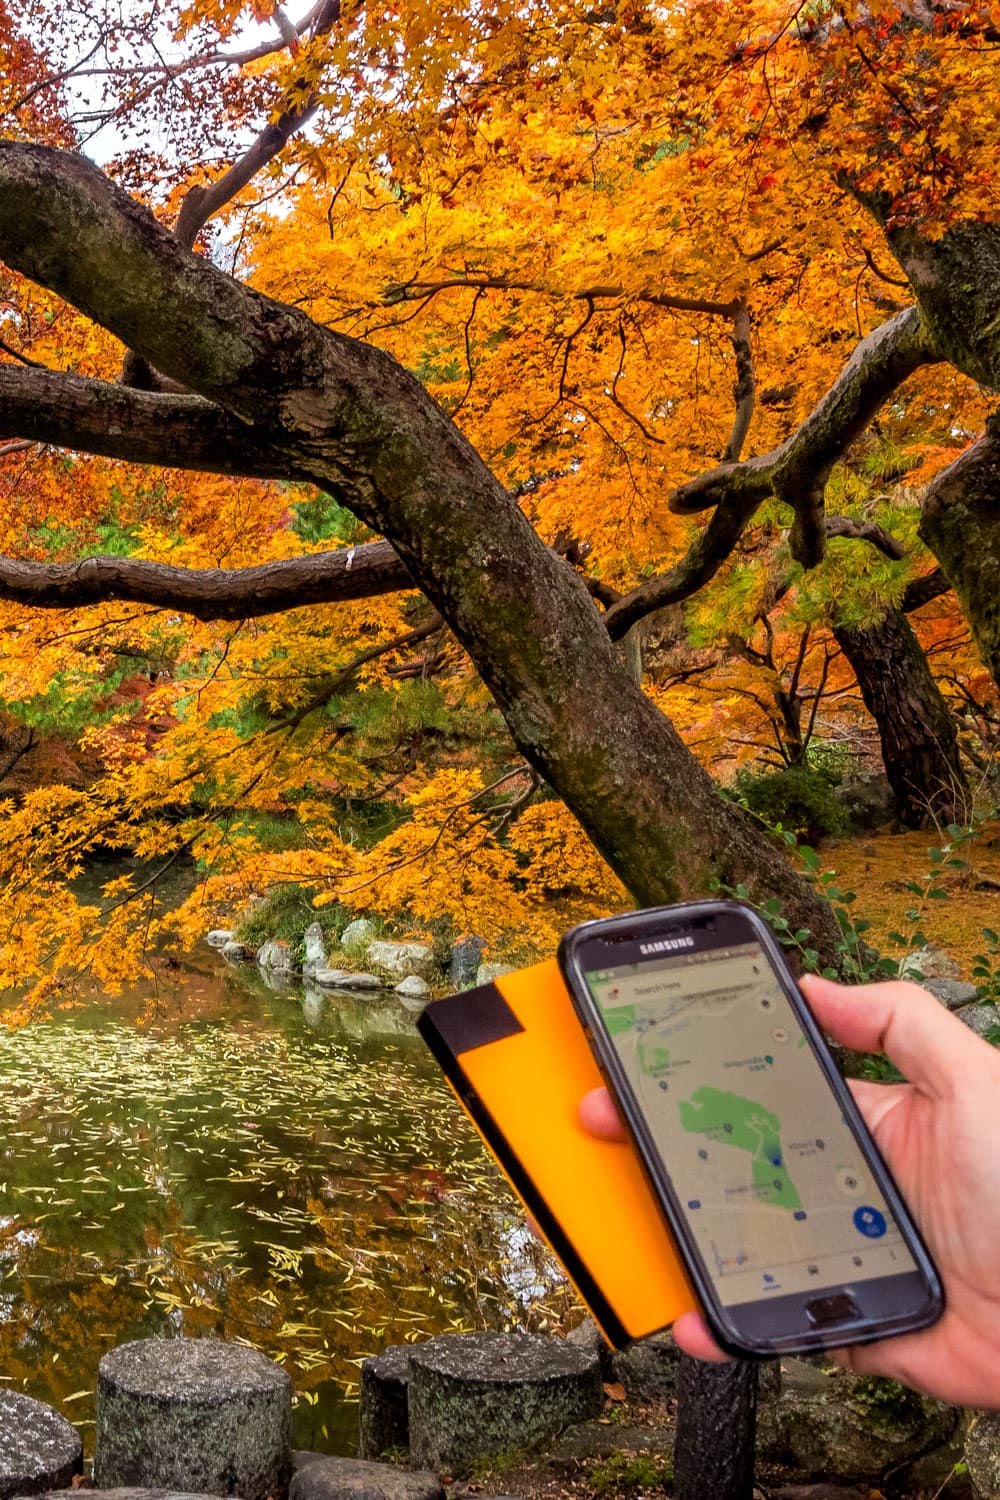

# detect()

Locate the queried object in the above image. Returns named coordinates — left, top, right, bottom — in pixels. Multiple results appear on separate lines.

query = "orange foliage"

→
left=0, top=0, right=997, bottom=1001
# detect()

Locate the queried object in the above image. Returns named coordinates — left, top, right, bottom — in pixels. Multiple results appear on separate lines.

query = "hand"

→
left=580, top=974, right=1000, bottom=1407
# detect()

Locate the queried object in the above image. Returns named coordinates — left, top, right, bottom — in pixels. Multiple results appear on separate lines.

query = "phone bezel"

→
left=558, top=899, right=944, bottom=1358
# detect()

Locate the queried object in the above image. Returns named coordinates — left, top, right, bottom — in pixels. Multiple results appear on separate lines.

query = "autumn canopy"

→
left=0, top=0, right=998, bottom=1006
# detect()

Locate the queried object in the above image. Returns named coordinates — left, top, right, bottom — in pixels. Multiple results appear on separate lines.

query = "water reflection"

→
left=0, top=960, right=569, bottom=1455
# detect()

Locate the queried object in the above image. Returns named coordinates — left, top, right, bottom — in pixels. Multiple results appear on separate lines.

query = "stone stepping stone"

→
left=407, top=1331, right=602, bottom=1476
left=289, top=1457, right=443, bottom=1500
left=359, top=1345, right=412, bottom=1460
left=33, top=1492, right=229, bottom=1500
left=314, top=971, right=384, bottom=991
left=610, top=1329, right=680, bottom=1402
left=94, top=1338, right=292, bottom=1500
left=0, top=1390, right=82, bottom=1499
left=756, top=1363, right=957, bottom=1483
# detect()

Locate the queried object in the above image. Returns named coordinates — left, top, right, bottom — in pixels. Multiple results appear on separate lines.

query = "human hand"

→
left=580, top=974, right=1000, bottom=1407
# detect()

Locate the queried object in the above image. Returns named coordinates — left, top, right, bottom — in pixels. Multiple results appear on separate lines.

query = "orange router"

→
left=418, top=957, right=696, bottom=1348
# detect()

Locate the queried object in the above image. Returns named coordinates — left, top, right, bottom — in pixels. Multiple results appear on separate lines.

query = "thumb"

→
left=800, top=974, right=996, bottom=1098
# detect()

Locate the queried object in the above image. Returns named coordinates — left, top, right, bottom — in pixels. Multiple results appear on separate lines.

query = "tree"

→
left=0, top=0, right=998, bottom=993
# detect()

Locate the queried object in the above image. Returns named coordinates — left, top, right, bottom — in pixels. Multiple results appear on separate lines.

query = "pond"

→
left=0, top=953, right=569, bottom=1457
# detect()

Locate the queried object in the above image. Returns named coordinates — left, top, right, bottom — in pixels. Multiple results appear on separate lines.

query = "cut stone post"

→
left=94, top=1338, right=292, bottom=1500
left=0, top=1390, right=82, bottom=1499
left=673, top=1354, right=758, bottom=1500
left=407, top=1331, right=602, bottom=1475
left=359, top=1344, right=412, bottom=1459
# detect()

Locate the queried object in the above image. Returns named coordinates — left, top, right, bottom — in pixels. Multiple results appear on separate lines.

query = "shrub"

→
left=734, top=763, right=849, bottom=842
left=234, top=884, right=351, bottom=953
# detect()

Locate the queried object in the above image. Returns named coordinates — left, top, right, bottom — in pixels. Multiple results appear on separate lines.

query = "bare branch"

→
left=4, top=33, right=105, bottom=116
left=174, top=0, right=343, bottom=251
left=380, top=275, right=742, bottom=320
left=902, top=567, right=950, bottom=612
left=722, top=298, right=754, bottom=463
left=862, top=246, right=910, bottom=289
left=824, top=513, right=906, bottom=559
left=276, top=612, right=443, bottom=727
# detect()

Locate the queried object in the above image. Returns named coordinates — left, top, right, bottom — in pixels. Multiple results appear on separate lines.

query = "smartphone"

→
left=558, top=899, right=944, bottom=1358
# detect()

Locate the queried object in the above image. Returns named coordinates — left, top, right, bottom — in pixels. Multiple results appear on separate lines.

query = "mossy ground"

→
left=817, top=820, right=1000, bottom=971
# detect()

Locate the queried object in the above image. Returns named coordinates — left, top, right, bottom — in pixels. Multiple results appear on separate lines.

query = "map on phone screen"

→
left=586, top=944, right=918, bottom=1304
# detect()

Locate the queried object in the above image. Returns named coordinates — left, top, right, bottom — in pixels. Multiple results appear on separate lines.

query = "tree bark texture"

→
left=834, top=609, right=969, bottom=827
left=880, top=219, right=1000, bottom=391
left=673, top=1355, right=758, bottom=1500
left=919, top=413, right=1000, bottom=694
left=0, top=142, right=842, bottom=952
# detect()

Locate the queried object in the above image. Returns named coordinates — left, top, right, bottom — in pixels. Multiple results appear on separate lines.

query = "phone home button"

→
left=805, top=1292, right=862, bottom=1327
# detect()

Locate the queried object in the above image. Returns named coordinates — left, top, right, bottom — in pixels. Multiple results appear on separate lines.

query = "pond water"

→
left=0, top=954, right=568, bottom=1456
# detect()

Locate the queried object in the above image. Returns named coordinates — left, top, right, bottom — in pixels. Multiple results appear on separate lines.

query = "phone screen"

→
left=584, top=940, right=920, bottom=1308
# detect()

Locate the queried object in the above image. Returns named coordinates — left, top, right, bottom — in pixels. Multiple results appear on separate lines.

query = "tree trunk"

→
left=0, top=143, right=843, bottom=959
left=673, top=1355, right=758, bottom=1500
left=919, top=413, right=1000, bottom=696
left=878, top=219, right=1000, bottom=392
left=833, top=609, right=968, bottom=828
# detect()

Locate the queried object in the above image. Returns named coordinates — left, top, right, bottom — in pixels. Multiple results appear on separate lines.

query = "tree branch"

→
left=901, top=567, right=950, bottom=613
left=382, top=275, right=742, bottom=320
left=0, top=363, right=303, bottom=480
left=824, top=514, right=906, bottom=559
left=0, top=143, right=346, bottom=434
left=668, top=304, right=938, bottom=570
left=0, top=543, right=415, bottom=620
left=722, top=299, right=755, bottom=463
left=603, top=490, right=762, bottom=639
left=173, top=0, right=344, bottom=251
left=604, top=492, right=917, bottom=643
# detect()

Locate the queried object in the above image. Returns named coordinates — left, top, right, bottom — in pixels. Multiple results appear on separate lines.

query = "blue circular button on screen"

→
left=853, top=1205, right=887, bottom=1238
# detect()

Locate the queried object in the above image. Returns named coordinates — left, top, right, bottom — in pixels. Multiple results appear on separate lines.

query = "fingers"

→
left=799, top=973, right=994, bottom=1097
left=671, top=1309, right=732, bottom=1363
left=578, top=1087, right=626, bottom=1141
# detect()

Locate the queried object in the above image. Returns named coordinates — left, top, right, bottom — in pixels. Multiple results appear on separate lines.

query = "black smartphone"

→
left=558, top=899, right=944, bottom=1358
